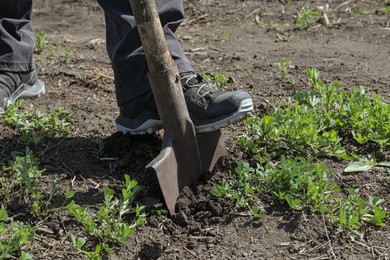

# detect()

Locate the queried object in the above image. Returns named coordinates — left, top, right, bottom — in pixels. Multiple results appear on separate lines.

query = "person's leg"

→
left=0, top=0, right=35, bottom=72
left=98, top=0, right=254, bottom=135
left=97, top=0, right=193, bottom=107
left=0, top=0, right=45, bottom=114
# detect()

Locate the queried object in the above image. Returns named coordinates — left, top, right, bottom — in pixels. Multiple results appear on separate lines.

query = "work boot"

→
left=115, top=73, right=253, bottom=135
left=0, top=70, right=45, bottom=114
left=115, top=90, right=163, bottom=135
left=181, top=72, right=253, bottom=133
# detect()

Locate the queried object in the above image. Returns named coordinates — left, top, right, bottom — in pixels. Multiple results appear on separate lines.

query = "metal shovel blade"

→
left=146, top=71, right=225, bottom=215
left=147, top=129, right=225, bottom=215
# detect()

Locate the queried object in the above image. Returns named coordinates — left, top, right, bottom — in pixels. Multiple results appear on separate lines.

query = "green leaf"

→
left=66, top=189, right=75, bottom=199
left=376, top=161, right=390, bottom=167
left=0, top=209, right=8, bottom=221
left=19, top=251, right=33, bottom=260
left=344, top=161, right=372, bottom=173
left=369, top=197, right=385, bottom=207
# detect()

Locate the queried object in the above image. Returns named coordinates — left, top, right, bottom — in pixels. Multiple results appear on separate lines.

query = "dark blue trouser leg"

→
left=97, top=0, right=193, bottom=106
left=0, top=0, right=35, bottom=72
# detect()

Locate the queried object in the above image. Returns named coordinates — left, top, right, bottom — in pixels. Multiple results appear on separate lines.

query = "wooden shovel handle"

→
left=129, top=0, right=175, bottom=74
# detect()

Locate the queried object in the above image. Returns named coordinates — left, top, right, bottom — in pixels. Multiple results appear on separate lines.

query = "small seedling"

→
left=71, top=235, right=103, bottom=260
left=222, top=31, right=231, bottom=40
left=34, top=31, right=46, bottom=54
left=274, top=59, right=295, bottom=79
left=295, top=7, right=321, bottom=30
left=65, top=47, right=72, bottom=66
left=203, top=73, right=230, bottom=91
left=378, top=6, right=390, bottom=15
left=270, top=21, right=293, bottom=41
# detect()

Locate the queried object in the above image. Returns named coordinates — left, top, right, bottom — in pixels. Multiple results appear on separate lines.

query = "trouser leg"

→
left=0, top=0, right=35, bottom=72
left=97, top=0, right=193, bottom=106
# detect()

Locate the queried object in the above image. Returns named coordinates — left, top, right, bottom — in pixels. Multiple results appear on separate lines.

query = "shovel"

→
left=129, top=0, right=225, bottom=215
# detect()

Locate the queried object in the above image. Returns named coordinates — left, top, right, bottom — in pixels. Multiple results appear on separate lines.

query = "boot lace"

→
left=181, top=74, right=212, bottom=98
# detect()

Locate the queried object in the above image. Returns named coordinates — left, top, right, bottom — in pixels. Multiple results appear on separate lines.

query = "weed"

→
left=0, top=149, right=44, bottom=206
left=203, top=73, right=230, bottom=91
left=67, top=175, right=146, bottom=257
left=270, top=21, right=293, bottom=41
left=240, top=67, right=390, bottom=160
left=332, top=189, right=387, bottom=230
left=222, top=31, right=231, bottom=40
left=344, top=154, right=390, bottom=173
left=0, top=209, right=36, bottom=259
left=30, top=177, right=62, bottom=218
left=0, top=149, right=70, bottom=219
left=378, top=6, right=390, bottom=15
left=65, top=47, right=72, bottom=66
left=240, top=98, right=347, bottom=159
left=213, top=158, right=387, bottom=230
left=71, top=235, right=102, bottom=260
left=216, top=65, right=388, bottom=232
left=1, top=100, right=74, bottom=145
left=295, top=7, right=321, bottom=30
left=274, top=59, right=295, bottom=79
left=34, top=31, right=46, bottom=54
left=211, top=162, right=266, bottom=218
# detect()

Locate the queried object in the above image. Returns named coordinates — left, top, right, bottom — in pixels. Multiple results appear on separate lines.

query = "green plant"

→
left=213, top=157, right=338, bottom=214
left=240, top=100, right=347, bottom=159
left=332, top=189, right=387, bottom=230
left=240, top=67, right=390, bottom=160
left=0, top=149, right=69, bottom=219
left=67, top=175, right=146, bottom=257
left=34, top=31, right=46, bottom=54
left=219, top=65, right=388, bottom=232
left=65, top=47, right=72, bottom=66
left=1, top=100, right=74, bottom=145
left=222, top=31, right=231, bottom=40
left=274, top=59, right=295, bottom=79
left=0, top=149, right=44, bottom=205
left=378, top=6, right=390, bottom=15
left=212, top=159, right=387, bottom=230
left=203, top=73, right=230, bottom=91
left=344, top=155, right=390, bottom=173
left=30, top=177, right=63, bottom=218
left=0, top=209, right=36, bottom=259
left=270, top=21, right=293, bottom=41
left=295, top=7, right=321, bottom=30
left=211, top=162, right=266, bottom=218
left=71, top=235, right=102, bottom=260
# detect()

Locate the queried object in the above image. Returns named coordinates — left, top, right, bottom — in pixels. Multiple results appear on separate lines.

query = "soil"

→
left=1, top=0, right=390, bottom=259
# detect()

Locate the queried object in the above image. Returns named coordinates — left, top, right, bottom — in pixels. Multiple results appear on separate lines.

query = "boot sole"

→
left=115, top=119, right=163, bottom=135
left=194, top=98, right=254, bottom=133
left=115, top=98, right=253, bottom=135
left=0, top=80, right=45, bottom=114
